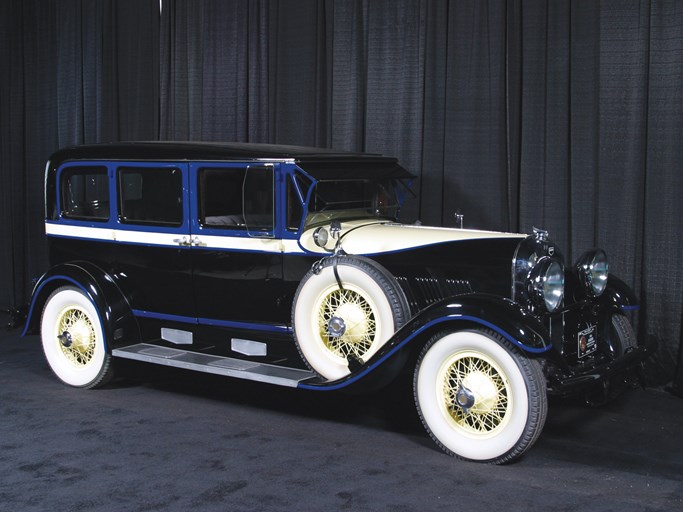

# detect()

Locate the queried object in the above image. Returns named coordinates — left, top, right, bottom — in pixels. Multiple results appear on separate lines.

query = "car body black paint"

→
left=26, top=142, right=653, bottom=396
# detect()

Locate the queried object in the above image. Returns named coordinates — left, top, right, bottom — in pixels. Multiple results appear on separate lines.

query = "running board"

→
left=112, top=343, right=316, bottom=388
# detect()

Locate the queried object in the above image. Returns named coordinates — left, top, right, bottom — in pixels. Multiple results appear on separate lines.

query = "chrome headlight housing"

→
left=528, top=257, right=565, bottom=312
left=312, top=226, right=329, bottom=248
left=576, top=249, right=609, bottom=297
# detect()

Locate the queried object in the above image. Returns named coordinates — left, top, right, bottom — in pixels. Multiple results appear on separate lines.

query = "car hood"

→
left=298, top=219, right=525, bottom=255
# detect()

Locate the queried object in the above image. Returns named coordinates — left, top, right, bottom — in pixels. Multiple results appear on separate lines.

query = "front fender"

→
left=601, top=274, right=639, bottom=311
left=299, top=293, right=551, bottom=391
left=22, top=261, right=140, bottom=351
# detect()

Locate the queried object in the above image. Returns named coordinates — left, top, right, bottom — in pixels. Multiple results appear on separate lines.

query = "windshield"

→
left=304, top=178, right=401, bottom=228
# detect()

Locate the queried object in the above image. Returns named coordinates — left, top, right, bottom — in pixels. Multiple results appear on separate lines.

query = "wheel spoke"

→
left=318, top=287, right=377, bottom=360
left=442, top=353, right=510, bottom=435
left=57, top=307, right=96, bottom=366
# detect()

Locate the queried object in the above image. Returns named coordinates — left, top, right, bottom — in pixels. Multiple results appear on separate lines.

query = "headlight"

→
left=576, top=249, right=608, bottom=297
left=528, top=258, right=564, bottom=312
left=312, top=227, right=329, bottom=248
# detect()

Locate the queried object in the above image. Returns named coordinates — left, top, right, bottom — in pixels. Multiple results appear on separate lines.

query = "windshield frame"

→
left=288, top=160, right=415, bottom=233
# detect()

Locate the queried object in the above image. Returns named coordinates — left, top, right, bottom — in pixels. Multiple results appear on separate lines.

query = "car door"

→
left=113, top=162, right=195, bottom=319
left=189, top=163, right=288, bottom=330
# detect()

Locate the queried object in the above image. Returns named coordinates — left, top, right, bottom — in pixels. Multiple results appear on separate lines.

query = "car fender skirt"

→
left=298, top=294, right=551, bottom=391
left=21, top=262, right=139, bottom=350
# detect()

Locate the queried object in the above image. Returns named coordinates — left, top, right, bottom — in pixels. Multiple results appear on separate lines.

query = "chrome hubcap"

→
left=327, top=316, right=347, bottom=337
left=57, top=330, right=73, bottom=348
left=455, top=384, right=476, bottom=413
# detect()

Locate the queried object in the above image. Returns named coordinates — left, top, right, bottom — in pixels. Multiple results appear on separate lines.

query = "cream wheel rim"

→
left=317, top=286, right=377, bottom=361
left=437, top=350, right=512, bottom=438
left=55, top=305, right=97, bottom=367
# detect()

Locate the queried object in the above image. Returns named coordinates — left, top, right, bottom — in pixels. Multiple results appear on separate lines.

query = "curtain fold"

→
left=641, top=1, right=683, bottom=389
left=160, top=0, right=267, bottom=142
left=0, top=0, right=159, bottom=312
left=0, top=1, right=28, bottom=311
left=2, top=0, right=682, bottom=390
left=440, top=1, right=508, bottom=231
left=267, top=0, right=329, bottom=146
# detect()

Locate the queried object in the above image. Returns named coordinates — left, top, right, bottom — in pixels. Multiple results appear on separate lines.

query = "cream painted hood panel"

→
left=298, top=220, right=525, bottom=255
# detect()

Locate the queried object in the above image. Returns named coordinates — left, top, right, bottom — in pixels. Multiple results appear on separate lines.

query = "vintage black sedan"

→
left=22, top=142, right=653, bottom=463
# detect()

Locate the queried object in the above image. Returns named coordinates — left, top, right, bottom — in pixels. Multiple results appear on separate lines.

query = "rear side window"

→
left=61, top=166, right=110, bottom=221
left=118, top=167, right=183, bottom=226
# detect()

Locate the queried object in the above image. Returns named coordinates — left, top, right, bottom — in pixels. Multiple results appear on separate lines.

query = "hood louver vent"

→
left=395, top=276, right=472, bottom=313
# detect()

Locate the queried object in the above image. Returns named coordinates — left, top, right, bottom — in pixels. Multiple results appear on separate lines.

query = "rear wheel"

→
left=40, top=286, right=113, bottom=388
left=414, top=329, right=547, bottom=464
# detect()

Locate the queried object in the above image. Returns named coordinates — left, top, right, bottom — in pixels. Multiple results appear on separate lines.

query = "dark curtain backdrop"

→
left=0, top=0, right=159, bottom=319
left=1, top=0, right=682, bottom=392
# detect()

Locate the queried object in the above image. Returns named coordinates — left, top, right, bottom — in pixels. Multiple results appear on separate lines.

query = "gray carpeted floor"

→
left=1, top=325, right=681, bottom=511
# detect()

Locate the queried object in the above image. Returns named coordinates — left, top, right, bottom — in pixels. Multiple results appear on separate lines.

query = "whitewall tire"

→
left=292, top=256, right=409, bottom=381
left=40, top=286, right=113, bottom=388
left=414, top=329, right=547, bottom=464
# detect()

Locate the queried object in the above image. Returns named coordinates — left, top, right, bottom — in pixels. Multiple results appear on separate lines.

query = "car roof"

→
left=48, top=141, right=414, bottom=180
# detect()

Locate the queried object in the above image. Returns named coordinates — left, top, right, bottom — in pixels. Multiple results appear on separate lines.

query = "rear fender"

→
left=22, top=262, right=139, bottom=351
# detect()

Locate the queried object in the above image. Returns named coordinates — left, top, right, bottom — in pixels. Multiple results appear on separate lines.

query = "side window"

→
left=198, top=167, right=247, bottom=229
left=61, top=166, right=109, bottom=221
left=243, top=166, right=274, bottom=235
left=118, top=167, right=183, bottom=226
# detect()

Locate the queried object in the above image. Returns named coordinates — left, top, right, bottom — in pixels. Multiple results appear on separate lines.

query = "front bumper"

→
left=546, top=335, right=657, bottom=394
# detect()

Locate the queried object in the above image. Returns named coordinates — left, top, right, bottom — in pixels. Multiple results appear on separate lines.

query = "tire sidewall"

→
left=293, top=260, right=399, bottom=380
left=415, top=330, right=531, bottom=462
left=611, top=313, right=636, bottom=356
left=40, top=286, right=108, bottom=388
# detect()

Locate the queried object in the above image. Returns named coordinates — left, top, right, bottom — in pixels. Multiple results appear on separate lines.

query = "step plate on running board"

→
left=112, top=343, right=316, bottom=388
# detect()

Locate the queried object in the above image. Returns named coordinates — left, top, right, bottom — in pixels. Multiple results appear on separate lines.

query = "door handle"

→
left=190, top=236, right=206, bottom=247
left=173, top=236, right=191, bottom=246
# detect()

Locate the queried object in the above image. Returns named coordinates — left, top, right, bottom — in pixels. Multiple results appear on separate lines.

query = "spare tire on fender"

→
left=292, top=255, right=410, bottom=381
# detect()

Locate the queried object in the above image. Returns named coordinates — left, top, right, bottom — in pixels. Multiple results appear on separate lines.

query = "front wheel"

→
left=414, top=329, right=547, bottom=464
left=40, top=286, right=114, bottom=388
left=610, top=313, right=637, bottom=357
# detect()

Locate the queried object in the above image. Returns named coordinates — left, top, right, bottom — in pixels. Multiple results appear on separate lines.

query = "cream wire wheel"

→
left=40, top=286, right=113, bottom=388
left=317, top=286, right=378, bottom=361
left=56, top=305, right=97, bottom=366
left=414, top=329, right=547, bottom=464
left=438, top=350, right=512, bottom=437
left=293, top=256, right=409, bottom=380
